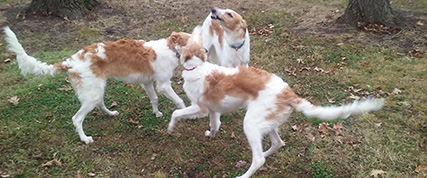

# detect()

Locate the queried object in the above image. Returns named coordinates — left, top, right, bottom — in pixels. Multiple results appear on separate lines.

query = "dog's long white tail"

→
left=3, top=26, right=65, bottom=76
left=292, top=98, right=384, bottom=121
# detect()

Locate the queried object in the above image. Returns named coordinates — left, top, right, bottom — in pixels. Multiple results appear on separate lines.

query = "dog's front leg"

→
left=156, top=81, right=186, bottom=109
left=205, top=111, right=221, bottom=138
left=141, top=83, right=163, bottom=117
left=167, top=104, right=204, bottom=134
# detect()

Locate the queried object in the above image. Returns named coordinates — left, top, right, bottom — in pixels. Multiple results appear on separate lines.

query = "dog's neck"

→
left=229, top=40, right=245, bottom=51
left=224, top=29, right=246, bottom=51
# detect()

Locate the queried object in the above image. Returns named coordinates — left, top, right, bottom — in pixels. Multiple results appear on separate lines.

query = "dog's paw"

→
left=205, top=130, right=213, bottom=137
left=82, top=136, right=94, bottom=144
left=154, top=111, right=163, bottom=118
left=167, top=127, right=174, bottom=134
left=109, top=110, right=119, bottom=116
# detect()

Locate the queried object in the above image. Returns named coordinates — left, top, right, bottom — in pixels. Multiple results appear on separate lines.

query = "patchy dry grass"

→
left=1, top=0, right=426, bottom=177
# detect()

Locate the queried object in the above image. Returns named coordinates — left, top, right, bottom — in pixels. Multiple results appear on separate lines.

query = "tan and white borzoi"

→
left=167, top=27, right=384, bottom=178
left=4, top=26, right=190, bottom=144
left=201, top=7, right=250, bottom=67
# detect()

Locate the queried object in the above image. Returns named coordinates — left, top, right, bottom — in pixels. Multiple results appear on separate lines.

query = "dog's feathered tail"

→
left=3, top=26, right=68, bottom=76
left=291, top=97, right=384, bottom=121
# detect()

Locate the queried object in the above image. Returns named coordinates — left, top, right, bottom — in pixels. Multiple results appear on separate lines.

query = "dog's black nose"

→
left=211, top=7, right=217, bottom=14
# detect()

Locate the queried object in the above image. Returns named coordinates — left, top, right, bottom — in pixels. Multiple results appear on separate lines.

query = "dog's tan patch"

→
left=219, top=11, right=247, bottom=39
left=209, top=21, right=224, bottom=48
left=53, top=62, right=70, bottom=74
left=203, top=66, right=272, bottom=106
left=68, top=71, right=82, bottom=88
left=197, top=99, right=209, bottom=114
left=85, top=40, right=157, bottom=78
left=167, top=32, right=191, bottom=50
left=182, top=43, right=206, bottom=62
left=266, top=87, right=301, bottom=121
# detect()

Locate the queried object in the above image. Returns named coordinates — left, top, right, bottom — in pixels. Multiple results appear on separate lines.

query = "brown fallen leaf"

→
left=76, top=171, right=83, bottom=178
left=291, top=125, right=298, bottom=131
left=325, top=14, right=334, bottom=19
left=349, top=93, right=361, bottom=100
left=318, top=123, right=331, bottom=135
left=284, top=65, right=297, bottom=76
left=299, top=67, right=311, bottom=72
left=8, top=96, right=19, bottom=106
left=33, top=153, right=46, bottom=159
left=126, top=119, right=139, bottom=125
left=326, top=96, right=335, bottom=104
left=369, top=169, right=387, bottom=177
left=41, top=160, right=54, bottom=167
left=347, top=140, right=361, bottom=147
left=110, top=101, right=118, bottom=108
left=231, top=132, right=235, bottom=139
left=41, top=159, right=61, bottom=167
left=361, top=61, right=371, bottom=67
left=332, top=123, right=344, bottom=136
left=136, top=125, right=143, bottom=129
left=298, top=147, right=307, bottom=157
left=291, top=125, right=303, bottom=133
left=392, top=88, right=402, bottom=95
left=58, top=85, right=72, bottom=91
left=314, top=67, right=324, bottom=73
left=397, top=101, right=411, bottom=107
left=334, top=136, right=344, bottom=144
left=306, top=132, right=315, bottom=142
left=236, top=160, right=247, bottom=168
left=415, top=165, right=427, bottom=173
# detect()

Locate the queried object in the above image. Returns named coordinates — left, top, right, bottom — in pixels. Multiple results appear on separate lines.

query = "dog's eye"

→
left=227, top=12, right=233, bottom=18
left=184, top=55, right=192, bottom=62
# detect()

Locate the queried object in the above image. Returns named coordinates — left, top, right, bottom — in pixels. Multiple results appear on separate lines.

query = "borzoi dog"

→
left=4, top=27, right=190, bottom=144
left=201, top=7, right=250, bottom=67
left=167, top=26, right=384, bottom=178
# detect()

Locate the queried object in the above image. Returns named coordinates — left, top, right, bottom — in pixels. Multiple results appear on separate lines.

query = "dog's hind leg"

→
left=263, top=129, right=285, bottom=157
left=142, top=83, right=162, bottom=117
left=238, top=111, right=266, bottom=178
left=205, top=111, right=221, bottom=138
left=97, top=97, right=119, bottom=116
left=72, top=78, right=106, bottom=144
left=72, top=101, right=97, bottom=144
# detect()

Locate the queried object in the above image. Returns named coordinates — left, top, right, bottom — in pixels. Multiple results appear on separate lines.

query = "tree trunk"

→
left=337, top=0, right=399, bottom=27
left=26, top=0, right=99, bottom=19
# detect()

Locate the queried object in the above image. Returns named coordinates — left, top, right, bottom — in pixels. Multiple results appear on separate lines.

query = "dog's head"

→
left=180, top=26, right=207, bottom=70
left=210, top=7, right=247, bottom=37
left=167, top=32, right=191, bottom=54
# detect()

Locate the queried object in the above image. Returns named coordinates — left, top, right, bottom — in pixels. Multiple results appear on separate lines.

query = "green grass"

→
left=1, top=0, right=426, bottom=177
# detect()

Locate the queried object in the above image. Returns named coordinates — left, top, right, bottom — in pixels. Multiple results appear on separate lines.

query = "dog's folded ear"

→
left=168, top=32, right=191, bottom=48
left=170, top=32, right=181, bottom=42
